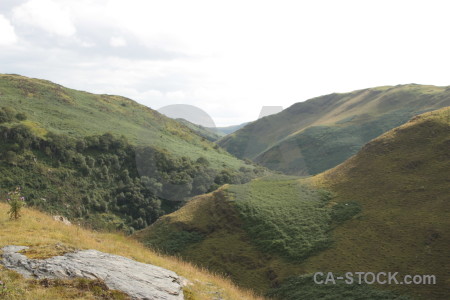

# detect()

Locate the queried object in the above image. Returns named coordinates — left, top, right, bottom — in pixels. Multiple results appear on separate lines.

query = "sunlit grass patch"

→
left=0, top=202, right=265, bottom=300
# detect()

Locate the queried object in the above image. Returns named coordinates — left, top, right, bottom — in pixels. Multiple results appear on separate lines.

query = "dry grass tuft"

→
left=0, top=202, right=265, bottom=300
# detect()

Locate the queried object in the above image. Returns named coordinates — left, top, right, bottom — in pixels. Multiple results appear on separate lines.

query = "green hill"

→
left=306, top=106, right=450, bottom=300
left=218, top=84, right=450, bottom=175
left=0, top=74, right=268, bottom=232
left=136, top=107, right=450, bottom=300
left=0, top=74, right=246, bottom=171
left=175, top=118, right=223, bottom=141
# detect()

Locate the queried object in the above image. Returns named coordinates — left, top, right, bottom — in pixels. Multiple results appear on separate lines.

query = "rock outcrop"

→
left=1, top=246, right=184, bottom=300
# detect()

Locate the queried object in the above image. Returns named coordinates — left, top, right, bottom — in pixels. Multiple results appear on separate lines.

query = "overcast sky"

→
left=1, top=0, right=450, bottom=126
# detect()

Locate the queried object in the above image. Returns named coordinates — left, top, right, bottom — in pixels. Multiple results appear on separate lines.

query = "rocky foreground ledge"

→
left=1, top=245, right=184, bottom=300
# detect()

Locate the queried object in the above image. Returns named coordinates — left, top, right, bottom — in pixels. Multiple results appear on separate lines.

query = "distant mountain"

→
left=211, top=122, right=249, bottom=136
left=171, top=120, right=250, bottom=142
left=175, top=118, right=223, bottom=141
left=136, top=107, right=450, bottom=299
left=218, top=84, right=450, bottom=175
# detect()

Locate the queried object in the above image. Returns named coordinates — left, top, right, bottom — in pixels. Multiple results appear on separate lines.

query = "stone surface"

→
left=1, top=246, right=184, bottom=300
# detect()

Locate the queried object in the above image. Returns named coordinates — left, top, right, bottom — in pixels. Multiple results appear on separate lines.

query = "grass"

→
left=134, top=187, right=304, bottom=292
left=0, top=73, right=247, bottom=172
left=137, top=108, right=450, bottom=300
left=304, top=107, right=450, bottom=300
left=135, top=178, right=362, bottom=293
left=267, top=274, right=412, bottom=300
left=0, top=202, right=265, bottom=300
left=175, top=118, right=223, bottom=142
left=228, top=175, right=333, bottom=260
left=0, top=122, right=266, bottom=232
left=219, top=84, right=450, bottom=175
left=0, top=271, right=129, bottom=300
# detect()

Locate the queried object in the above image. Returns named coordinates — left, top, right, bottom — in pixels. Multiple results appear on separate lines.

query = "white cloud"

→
left=12, top=0, right=76, bottom=37
left=0, top=14, right=17, bottom=45
left=110, top=36, right=126, bottom=47
left=3, top=0, right=450, bottom=126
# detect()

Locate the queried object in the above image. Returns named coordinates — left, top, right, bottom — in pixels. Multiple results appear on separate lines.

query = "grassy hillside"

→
left=135, top=179, right=327, bottom=290
left=135, top=177, right=406, bottom=299
left=306, top=106, right=450, bottom=300
left=0, top=74, right=270, bottom=232
left=0, top=74, right=246, bottom=171
left=0, top=202, right=264, bottom=300
left=136, top=107, right=450, bottom=299
left=218, top=84, right=450, bottom=175
left=0, top=119, right=267, bottom=233
left=175, top=118, right=223, bottom=142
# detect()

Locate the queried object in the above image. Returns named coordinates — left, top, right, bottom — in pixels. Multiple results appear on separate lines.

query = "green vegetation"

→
left=2, top=73, right=448, bottom=299
left=137, top=108, right=450, bottom=299
left=144, top=224, right=205, bottom=255
left=142, top=176, right=341, bottom=261
left=330, top=201, right=361, bottom=224
left=267, top=274, right=412, bottom=300
left=136, top=177, right=362, bottom=292
left=219, top=84, right=450, bottom=175
left=229, top=176, right=333, bottom=260
left=0, top=119, right=266, bottom=232
left=0, top=106, right=27, bottom=124
left=135, top=188, right=289, bottom=292
left=175, top=118, right=224, bottom=141
left=0, top=202, right=265, bottom=300
left=306, top=106, right=450, bottom=300
left=6, top=187, right=25, bottom=220
left=0, top=74, right=249, bottom=172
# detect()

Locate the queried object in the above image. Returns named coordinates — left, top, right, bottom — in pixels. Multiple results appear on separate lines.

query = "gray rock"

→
left=1, top=246, right=184, bottom=300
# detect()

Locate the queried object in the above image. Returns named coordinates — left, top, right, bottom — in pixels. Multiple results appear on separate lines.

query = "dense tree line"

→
left=0, top=118, right=265, bottom=232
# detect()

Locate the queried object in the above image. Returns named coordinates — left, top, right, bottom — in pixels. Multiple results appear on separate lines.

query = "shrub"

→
left=331, top=202, right=361, bottom=224
left=15, top=112, right=27, bottom=121
left=6, top=187, right=25, bottom=220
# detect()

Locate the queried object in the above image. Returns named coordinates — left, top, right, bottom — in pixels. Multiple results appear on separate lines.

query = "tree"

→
left=6, top=187, right=25, bottom=220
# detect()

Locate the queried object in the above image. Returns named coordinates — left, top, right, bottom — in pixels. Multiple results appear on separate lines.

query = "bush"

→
left=0, top=107, right=16, bottom=123
left=15, top=112, right=27, bottom=121
left=6, top=187, right=25, bottom=220
left=331, top=202, right=361, bottom=224
left=230, top=176, right=332, bottom=260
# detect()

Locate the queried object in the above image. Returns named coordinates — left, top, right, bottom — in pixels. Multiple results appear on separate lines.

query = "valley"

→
left=1, top=75, right=449, bottom=299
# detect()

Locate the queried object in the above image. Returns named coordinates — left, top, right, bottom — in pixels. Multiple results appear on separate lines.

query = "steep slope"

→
left=218, top=84, right=450, bottom=175
left=212, top=122, right=249, bottom=135
left=305, top=106, right=450, bottom=300
left=0, top=74, right=268, bottom=232
left=0, top=202, right=264, bottom=300
left=135, top=180, right=343, bottom=293
left=0, top=74, right=246, bottom=171
left=175, top=118, right=223, bottom=141
left=136, top=107, right=450, bottom=299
